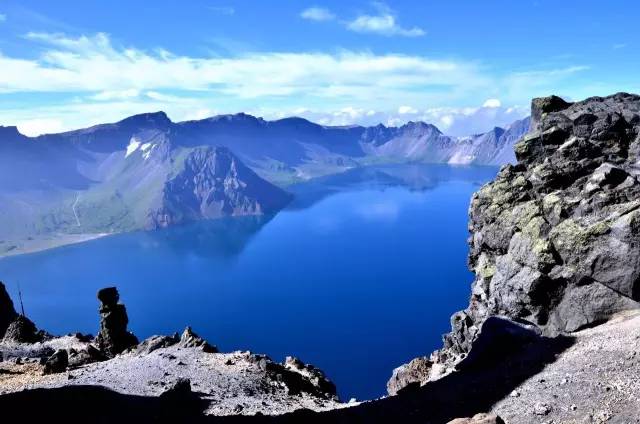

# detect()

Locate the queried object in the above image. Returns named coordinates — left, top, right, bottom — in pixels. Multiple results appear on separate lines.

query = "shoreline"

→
left=0, top=233, right=112, bottom=259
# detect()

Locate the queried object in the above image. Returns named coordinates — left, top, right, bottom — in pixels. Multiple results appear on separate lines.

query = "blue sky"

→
left=0, top=0, right=638, bottom=136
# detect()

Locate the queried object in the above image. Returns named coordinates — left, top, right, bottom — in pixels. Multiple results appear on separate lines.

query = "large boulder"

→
left=43, top=349, right=68, bottom=374
left=95, top=287, right=138, bottom=357
left=0, top=282, right=18, bottom=338
left=2, top=315, right=43, bottom=344
left=283, top=356, right=337, bottom=399
left=389, top=93, right=640, bottom=394
left=387, top=356, right=432, bottom=396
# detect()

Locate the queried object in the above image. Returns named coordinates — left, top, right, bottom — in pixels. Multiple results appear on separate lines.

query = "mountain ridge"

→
left=0, top=111, right=529, bottom=257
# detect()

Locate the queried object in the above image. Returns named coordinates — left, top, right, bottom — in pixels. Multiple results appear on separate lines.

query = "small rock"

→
left=43, top=349, right=68, bottom=374
left=510, top=389, right=520, bottom=397
left=447, top=413, right=505, bottom=424
left=533, top=402, right=552, bottom=416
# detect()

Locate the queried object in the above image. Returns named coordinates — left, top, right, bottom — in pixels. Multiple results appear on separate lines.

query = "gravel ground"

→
left=0, top=342, right=346, bottom=416
left=492, top=310, right=640, bottom=423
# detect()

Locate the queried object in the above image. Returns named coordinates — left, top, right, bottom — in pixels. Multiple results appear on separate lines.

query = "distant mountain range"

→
left=0, top=112, right=529, bottom=256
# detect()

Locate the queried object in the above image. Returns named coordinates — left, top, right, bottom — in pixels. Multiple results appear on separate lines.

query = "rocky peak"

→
left=400, top=121, right=442, bottom=136
left=119, top=111, right=172, bottom=129
left=388, top=92, right=640, bottom=393
left=530, top=95, right=572, bottom=133
left=462, top=92, right=640, bottom=337
left=149, top=146, right=292, bottom=229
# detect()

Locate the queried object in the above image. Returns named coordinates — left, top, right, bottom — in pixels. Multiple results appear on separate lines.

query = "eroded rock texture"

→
left=0, top=282, right=18, bottom=338
left=95, top=287, right=138, bottom=357
left=390, top=93, right=640, bottom=393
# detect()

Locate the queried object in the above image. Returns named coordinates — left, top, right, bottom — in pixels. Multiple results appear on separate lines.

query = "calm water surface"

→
left=0, top=164, right=497, bottom=400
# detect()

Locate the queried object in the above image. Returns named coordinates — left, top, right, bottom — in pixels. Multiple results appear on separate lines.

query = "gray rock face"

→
left=149, top=147, right=292, bottom=229
left=43, top=349, right=68, bottom=374
left=0, top=282, right=17, bottom=338
left=450, top=93, right=640, bottom=350
left=283, top=356, right=337, bottom=400
left=95, top=287, right=138, bottom=357
left=387, top=356, right=432, bottom=396
left=2, top=315, right=43, bottom=344
left=178, top=327, right=218, bottom=353
left=389, top=92, right=640, bottom=393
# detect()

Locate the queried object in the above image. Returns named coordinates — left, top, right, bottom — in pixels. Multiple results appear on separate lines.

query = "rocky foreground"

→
left=0, top=284, right=342, bottom=418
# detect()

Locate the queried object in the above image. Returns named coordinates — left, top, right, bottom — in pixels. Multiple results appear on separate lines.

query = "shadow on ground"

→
left=0, top=332, right=574, bottom=424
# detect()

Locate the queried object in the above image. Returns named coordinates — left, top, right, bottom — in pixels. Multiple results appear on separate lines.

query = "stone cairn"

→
left=95, top=287, right=138, bottom=357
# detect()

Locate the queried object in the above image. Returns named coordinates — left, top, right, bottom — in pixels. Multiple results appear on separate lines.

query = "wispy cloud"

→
left=613, top=43, right=627, bottom=50
left=482, top=98, right=501, bottom=108
left=0, top=32, right=591, bottom=135
left=300, top=3, right=424, bottom=37
left=300, top=7, right=335, bottom=22
left=208, top=6, right=235, bottom=15
left=4, top=32, right=485, bottom=98
left=347, top=2, right=425, bottom=37
left=0, top=14, right=6, bottom=22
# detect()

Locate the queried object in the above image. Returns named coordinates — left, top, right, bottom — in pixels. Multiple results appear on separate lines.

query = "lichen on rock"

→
left=389, top=92, right=640, bottom=394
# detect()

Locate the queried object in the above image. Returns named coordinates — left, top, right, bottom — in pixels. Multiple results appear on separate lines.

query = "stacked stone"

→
left=95, top=287, right=138, bottom=357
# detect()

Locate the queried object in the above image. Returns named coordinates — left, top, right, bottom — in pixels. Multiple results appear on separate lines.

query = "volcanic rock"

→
left=447, top=413, right=505, bottom=424
left=387, top=356, right=432, bottom=396
left=2, top=315, right=43, bottom=344
left=43, top=349, right=68, bottom=374
left=389, top=93, right=640, bottom=394
left=0, top=282, right=17, bottom=338
left=178, top=327, right=217, bottom=353
left=95, top=287, right=138, bottom=357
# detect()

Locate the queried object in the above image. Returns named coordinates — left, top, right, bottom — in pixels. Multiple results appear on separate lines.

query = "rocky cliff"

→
left=389, top=92, right=640, bottom=393
left=150, top=146, right=292, bottom=229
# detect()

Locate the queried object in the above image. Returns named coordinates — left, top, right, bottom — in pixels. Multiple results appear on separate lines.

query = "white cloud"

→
left=347, top=3, right=425, bottom=37
left=0, top=32, right=593, bottom=136
left=439, top=115, right=454, bottom=129
left=17, top=118, right=64, bottom=136
left=398, top=105, right=418, bottom=114
left=347, top=14, right=424, bottom=37
left=91, top=89, right=140, bottom=101
left=181, top=108, right=217, bottom=121
left=0, top=14, right=6, bottom=22
left=482, top=98, right=501, bottom=108
left=0, top=32, right=486, bottom=101
left=277, top=101, right=529, bottom=136
left=300, top=7, right=335, bottom=21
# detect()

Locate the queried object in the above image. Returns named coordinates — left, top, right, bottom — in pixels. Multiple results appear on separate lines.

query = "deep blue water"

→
left=0, top=164, right=497, bottom=400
